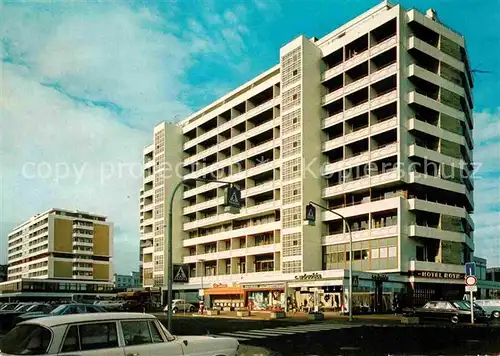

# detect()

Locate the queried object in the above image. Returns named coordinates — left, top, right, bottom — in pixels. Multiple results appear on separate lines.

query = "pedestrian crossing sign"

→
left=224, top=186, right=241, bottom=214
left=173, top=264, right=189, bottom=283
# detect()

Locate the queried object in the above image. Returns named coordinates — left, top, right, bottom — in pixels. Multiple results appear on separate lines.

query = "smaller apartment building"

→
left=1, top=209, right=114, bottom=299
left=140, top=1, right=480, bottom=310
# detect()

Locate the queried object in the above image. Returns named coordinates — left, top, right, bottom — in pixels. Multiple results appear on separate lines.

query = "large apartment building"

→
left=1, top=209, right=114, bottom=299
left=140, top=1, right=475, bottom=309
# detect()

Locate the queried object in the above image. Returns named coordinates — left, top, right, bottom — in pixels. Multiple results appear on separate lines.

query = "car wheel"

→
left=189, top=306, right=195, bottom=312
left=451, top=315, right=459, bottom=324
left=173, top=307, right=178, bottom=314
left=492, top=311, right=500, bottom=319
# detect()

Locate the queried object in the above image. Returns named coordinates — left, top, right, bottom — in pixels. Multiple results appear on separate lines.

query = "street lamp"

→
left=305, top=201, right=353, bottom=322
left=165, top=178, right=241, bottom=332
left=198, top=258, right=205, bottom=304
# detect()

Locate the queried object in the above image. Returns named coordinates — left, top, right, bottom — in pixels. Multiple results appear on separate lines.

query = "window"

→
left=149, top=321, right=164, bottom=343
left=122, top=320, right=153, bottom=346
left=0, top=325, right=52, bottom=355
left=80, top=322, right=118, bottom=350
left=61, top=325, right=79, bottom=352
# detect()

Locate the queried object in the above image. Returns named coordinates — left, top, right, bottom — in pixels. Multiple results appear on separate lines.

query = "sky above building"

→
left=1, top=0, right=499, bottom=273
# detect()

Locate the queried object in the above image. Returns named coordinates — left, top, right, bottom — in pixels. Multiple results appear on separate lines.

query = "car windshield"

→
left=2, top=304, right=19, bottom=311
left=16, top=304, right=34, bottom=312
left=453, top=301, right=471, bottom=311
left=0, top=324, right=51, bottom=355
left=50, top=305, right=67, bottom=314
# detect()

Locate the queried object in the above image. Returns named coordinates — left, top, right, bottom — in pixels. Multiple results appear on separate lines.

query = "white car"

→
left=0, top=312, right=239, bottom=356
left=164, top=299, right=196, bottom=313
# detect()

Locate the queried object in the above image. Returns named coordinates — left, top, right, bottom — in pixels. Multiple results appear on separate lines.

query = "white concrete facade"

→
left=140, top=1, right=475, bottom=304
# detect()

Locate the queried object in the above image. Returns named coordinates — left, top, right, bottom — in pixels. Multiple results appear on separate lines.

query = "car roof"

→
left=20, top=312, right=157, bottom=327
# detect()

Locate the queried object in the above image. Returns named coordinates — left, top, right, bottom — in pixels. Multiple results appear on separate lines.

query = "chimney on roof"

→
left=426, top=8, right=439, bottom=22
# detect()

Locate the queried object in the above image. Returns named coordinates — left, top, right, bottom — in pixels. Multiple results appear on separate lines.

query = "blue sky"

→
left=1, top=0, right=499, bottom=273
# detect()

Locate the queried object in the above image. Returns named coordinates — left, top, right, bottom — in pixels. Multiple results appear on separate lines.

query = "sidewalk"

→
left=155, top=310, right=402, bottom=323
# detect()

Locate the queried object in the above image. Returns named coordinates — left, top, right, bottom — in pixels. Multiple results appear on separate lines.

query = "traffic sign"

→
left=465, top=285, right=478, bottom=292
left=465, top=262, right=476, bottom=276
left=465, top=275, right=477, bottom=286
left=173, top=264, right=189, bottom=283
left=305, top=204, right=316, bottom=226
left=224, top=186, right=241, bottom=213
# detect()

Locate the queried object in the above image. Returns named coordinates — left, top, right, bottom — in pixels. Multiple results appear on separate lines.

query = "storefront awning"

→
left=204, top=287, right=244, bottom=296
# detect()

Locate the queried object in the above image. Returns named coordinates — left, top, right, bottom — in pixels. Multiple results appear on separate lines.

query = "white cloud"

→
left=0, top=1, right=255, bottom=273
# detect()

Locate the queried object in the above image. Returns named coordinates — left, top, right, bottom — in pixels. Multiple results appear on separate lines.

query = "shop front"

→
left=241, top=283, right=285, bottom=311
left=203, top=283, right=245, bottom=310
left=286, top=271, right=406, bottom=313
left=409, top=270, right=466, bottom=306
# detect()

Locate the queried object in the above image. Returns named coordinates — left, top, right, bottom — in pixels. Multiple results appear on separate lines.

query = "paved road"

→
left=161, top=316, right=500, bottom=355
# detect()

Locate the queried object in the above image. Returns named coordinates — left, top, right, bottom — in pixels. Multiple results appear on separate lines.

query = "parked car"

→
left=405, top=300, right=487, bottom=324
left=164, top=299, right=196, bottom=313
left=95, top=300, right=126, bottom=311
left=14, top=303, right=107, bottom=325
left=0, top=312, right=239, bottom=355
left=0, top=304, right=54, bottom=334
left=0, top=303, right=21, bottom=312
left=474, top=299, right=500, bottom=319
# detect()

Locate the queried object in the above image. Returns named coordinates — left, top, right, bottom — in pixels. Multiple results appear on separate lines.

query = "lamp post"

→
left=165, top=178, right=241, bottom=332
left=305, top=201, right=353, bottom=322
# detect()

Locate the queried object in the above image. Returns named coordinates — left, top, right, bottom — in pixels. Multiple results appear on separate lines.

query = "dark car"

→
left=405, top=300, right=487, bottom=324
left=0, top=303, right=21, bottom=312
left=0, top=304, right=53, bottom=334
left=14, top=303, right=107, bottom=325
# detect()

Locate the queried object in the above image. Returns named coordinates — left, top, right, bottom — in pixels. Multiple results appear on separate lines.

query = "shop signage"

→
left=411, top=270, right=465, bottom=280
left=372, top=274, right=389, bottom=281
left=294, top=273, right=322, bottom=281
left=212, top=283, right=228, bottom=288
left=241, top=283, right=284, bottom=289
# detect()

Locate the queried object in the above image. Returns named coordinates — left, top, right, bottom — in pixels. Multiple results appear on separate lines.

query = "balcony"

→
left=322, top=196, right=402, bottom=222
left=72, top=249, right=93, bottom=255
left=408, top=144, right=463, bottom=168
left=371, top=62, right=397, bottom=83
left=408, top=91, right=465, bottom=123
left=183, top=243, right=280, bottom=264
left=183, top=97, right=280, bottom=151
left=323, top=169, right=399, bottom=198
left=141, top=232, right=154, bottom=241
left=344, top=49, right=369, bottom=71
left=243, top=181, right=279, bottom=198
left=344, top=101, right=369, bottom=119
left=183, top=220, right=280, bottom=247
left=143, top=189, right=153, bottom=198
left=72, top=265, right=93, bottom=272
left=408, top=64, right=465, bottom=99
left=371, top=34, right=397, bottom=56
left=409, top=225, right=469, bottom=244
left=370, top=89, right=397, bottom=110
left=184, top=119, right=278, bottom=167
left=183, top=197, right=224, bottom=215
left=371, top=116, right=397, bottom=135
left=322, top=87, right=344, bottom=105
left=344, top=76, right=369, bottom=96
left=322, top=112, right=344, bottom=129
left=408, top=198, right=474, bottom=230
left=408, top=36, right=464, bottom=72
left=322, top=225, right=397, bottom=245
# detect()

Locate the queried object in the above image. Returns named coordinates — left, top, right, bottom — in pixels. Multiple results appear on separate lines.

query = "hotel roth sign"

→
left=411, top=270, right=465, bottom=280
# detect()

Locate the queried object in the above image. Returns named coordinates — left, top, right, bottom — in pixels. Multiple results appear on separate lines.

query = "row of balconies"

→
left=322, top=89, right=397, bottom=129
left=322, top=117, right=397, bottom=152
left=323, top=168, right=399, bottom=198
left=322, top=62, right=397, bottom=106
left=183, top=159, right=281, bottom=199
left=322, top=35, right=397, bottom=82
left=184, top=117, right=280, bottom=167
left=323, top=141, right=398, bottom=176
left=183, top=243, right=280, bottom=264
left=184, top=139, right=279, bottom=180
left=183, top=180, right=280, bottom=215
left=183, top=200, right=281, bottom=231
left=184, top=97, right=281, bottom=151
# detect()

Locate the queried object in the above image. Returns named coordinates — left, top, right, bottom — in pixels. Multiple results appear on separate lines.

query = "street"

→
left=160, top=315, right=500, bottom=355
